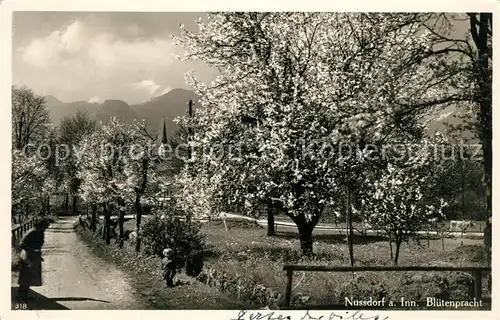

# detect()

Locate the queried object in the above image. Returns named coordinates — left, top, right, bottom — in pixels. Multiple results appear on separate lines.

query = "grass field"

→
left=200, top=220, right=490, bottom=309
left=108, top=217, right=491, bottom=309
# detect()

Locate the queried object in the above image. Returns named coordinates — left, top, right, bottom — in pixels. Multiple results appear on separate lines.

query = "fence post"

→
left=427, top=228, right=430, bottom=248
left=284, top=269, right=294, bottom=308
left=474, top=269, right=482, bottom=300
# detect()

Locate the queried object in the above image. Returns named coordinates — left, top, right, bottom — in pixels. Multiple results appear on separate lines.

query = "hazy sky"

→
left=12, top=12, right=219, bottom=104
left=12, top=12, right=471, bottom=105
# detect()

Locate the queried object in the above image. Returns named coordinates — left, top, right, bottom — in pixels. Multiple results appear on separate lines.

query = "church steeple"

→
left=161, top=118, right=168, bottom=145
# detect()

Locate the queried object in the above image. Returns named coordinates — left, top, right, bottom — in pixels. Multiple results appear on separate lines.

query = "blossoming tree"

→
left=121, top=123, right=160, bottom=251
left=174, top=13, right=461, bottom=255
left=76, top=117, right=160, bottom=247
left=360, top=134, right=449, bottom=265
left=11, top=149, right=52, bottom=221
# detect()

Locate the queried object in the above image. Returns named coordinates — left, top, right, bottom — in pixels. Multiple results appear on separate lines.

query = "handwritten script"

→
left=231, top=310, right=292, bottom=320
left=301, top=310, right=388, bottom=320
left=232, top=310, right=388, bottom=320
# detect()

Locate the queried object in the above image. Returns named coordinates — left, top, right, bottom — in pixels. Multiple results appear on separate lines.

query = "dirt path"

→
left=11, top=217, right=146, bottom=310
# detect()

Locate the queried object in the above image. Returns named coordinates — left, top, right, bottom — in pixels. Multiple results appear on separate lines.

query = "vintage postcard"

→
left=1, top=0, right=497, bottom=320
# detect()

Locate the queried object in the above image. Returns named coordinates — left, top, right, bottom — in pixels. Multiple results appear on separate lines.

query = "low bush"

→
left=196, top=265, right=282, bottom=308
left=78, top=225, right=163, bottom=279
left=445, top=245, right=487, bottom=264
left=11, top=248, right=22, bottom=271
left=141, top=212, right=206, bottom=275
left=185, top=252, right=204, bottom=277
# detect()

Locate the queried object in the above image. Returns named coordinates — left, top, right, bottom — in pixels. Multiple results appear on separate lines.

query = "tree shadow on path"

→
left=11, top=287, right=110, bottom=310
left=46, top=227, right=75, bottom=233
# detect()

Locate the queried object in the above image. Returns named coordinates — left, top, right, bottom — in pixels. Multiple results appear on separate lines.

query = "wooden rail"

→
left=282, top=264, right=491, bottom=308
left=11, top=217, right=36, bottom=246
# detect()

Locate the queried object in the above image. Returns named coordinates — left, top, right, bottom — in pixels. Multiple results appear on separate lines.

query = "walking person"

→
left=17, top=217, right=50, bottom=301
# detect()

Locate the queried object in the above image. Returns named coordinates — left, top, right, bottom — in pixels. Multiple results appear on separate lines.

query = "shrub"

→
left=447, top=245, right=487, bottom=264
left=186, top=251, right=204, bottom=277
left=11, top=248, right=22, bottom=271
left=142, top=212, right=206, bottom=274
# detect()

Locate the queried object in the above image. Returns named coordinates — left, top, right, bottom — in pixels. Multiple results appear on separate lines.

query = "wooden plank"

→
left=284, top=269, right=293, bottom=308
left=474, top=270, right=482, bottom=300
left=283, top=265, right=491, bottom=272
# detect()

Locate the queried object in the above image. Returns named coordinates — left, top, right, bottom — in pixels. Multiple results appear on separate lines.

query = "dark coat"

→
left=161, top=257, right=176, bottom=286
left=18, top=228, right=45, bottom=287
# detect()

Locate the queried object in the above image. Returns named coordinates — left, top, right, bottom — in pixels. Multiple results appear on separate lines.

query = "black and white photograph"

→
left=2, top=1, right=496, bottom=317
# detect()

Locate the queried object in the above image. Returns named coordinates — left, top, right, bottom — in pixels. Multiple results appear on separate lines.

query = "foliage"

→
left=11, top=85, right=50, bottom=150
left=11, top=85, right=55, bottom=217
left=57, top=111, right=97, bottom=200
left=141, top=213, right=206, bottom=273
left=434, top=156, right=486, bottom=221
left=76, top=117, right=160, bottom=206
left=173, top=13, right=465, bottom=255
left=185, top=251, right=204, bottom=277
left=11, top=149, right=55, bottom=212
left=416, top=13, right=493, bottom=259
left=359, top=134, right=450, bottom=264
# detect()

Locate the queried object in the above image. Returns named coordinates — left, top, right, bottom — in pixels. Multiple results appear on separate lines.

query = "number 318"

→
left=13, top=303, right=28, bottom=310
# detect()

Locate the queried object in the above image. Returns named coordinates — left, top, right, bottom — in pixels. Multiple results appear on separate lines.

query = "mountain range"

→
left=44, top=88, right=199, bottom=137
left=43, top=89, right=477, bottom=142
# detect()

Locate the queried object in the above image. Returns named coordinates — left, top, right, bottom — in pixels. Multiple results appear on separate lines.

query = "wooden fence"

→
left=282, top=264, right=491, bottom=308
left=11, top=216, right=36, bottom=246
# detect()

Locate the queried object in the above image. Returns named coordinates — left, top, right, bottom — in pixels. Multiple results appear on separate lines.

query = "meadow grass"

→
left=201, top=220, right=490, bottom=309
left=92, top=217, right=490, bottom=309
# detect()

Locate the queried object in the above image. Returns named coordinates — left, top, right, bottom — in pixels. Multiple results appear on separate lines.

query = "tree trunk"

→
left=90, top=202, right=97, bottom=232
left=118, top=210, right=125, bottom=248
left=346, top=189, right=354, bottom=267
left=297, top=223, right=314, bottom=256
left=286, top=195, right=321, bottom=256
left=45, top=196, right=50, bottom=215
left=104, top=203, right=111, bottom=245
left=388, top=235, right=394, bottom=260
left=72, top=195, right=78, bottom=215
left=101, top=203, right=106, bottom=239
left=266, top=200, right=275, bottom=236
left=117, top=198, right=125, bottom=248
left=470, top=12, right=492, bottom=265
left=394, top=236, right=403, bottom=265
left=102, top=222, right=107, bottom=240
left=478, top=13, right=492, bottom=291
left=134, top=196, right=143, bottom=252
left=64, top=193, right=69, bottom=214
